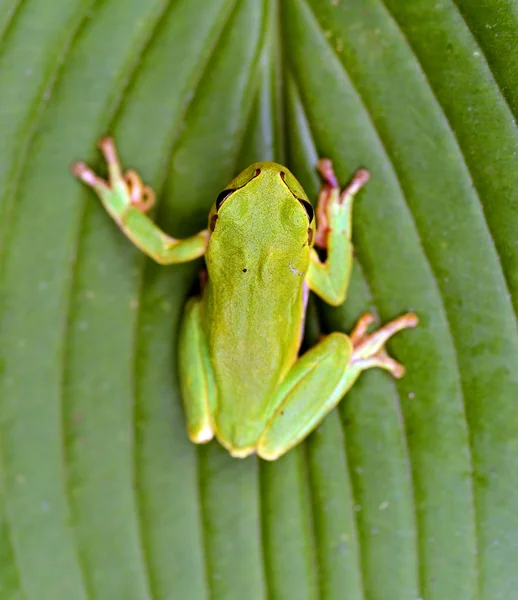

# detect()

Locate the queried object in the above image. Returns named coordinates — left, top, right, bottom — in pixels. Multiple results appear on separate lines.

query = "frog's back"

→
left=201, top=164, right=312, bottom=452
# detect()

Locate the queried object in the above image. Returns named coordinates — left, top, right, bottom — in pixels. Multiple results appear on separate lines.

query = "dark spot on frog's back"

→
left=242, top=268, right=247, bottom=273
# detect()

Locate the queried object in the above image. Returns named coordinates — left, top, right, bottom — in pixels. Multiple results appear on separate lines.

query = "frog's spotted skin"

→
left=72, top=137, right=417, bottom=460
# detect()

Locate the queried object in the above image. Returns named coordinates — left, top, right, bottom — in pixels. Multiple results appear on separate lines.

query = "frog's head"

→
left=207, top=162, right=315, bottom=248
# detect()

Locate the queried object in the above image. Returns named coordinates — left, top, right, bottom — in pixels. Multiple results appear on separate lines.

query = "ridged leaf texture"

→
left=0, top=1, right=517, bottom=599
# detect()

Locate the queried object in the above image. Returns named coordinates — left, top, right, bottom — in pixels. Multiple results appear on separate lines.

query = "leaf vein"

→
left=296, top=1, right=480, bottom=597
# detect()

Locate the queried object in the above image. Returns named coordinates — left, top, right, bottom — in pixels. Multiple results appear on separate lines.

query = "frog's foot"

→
left=314, top=158, right=370, bottom=249
left=349, top=312, right=419, bottom=378
left=71, top=137, right=155, bottom=214
left=123, top=169, right=155, bottom=213
left=72, top=137, right=208, bottom=264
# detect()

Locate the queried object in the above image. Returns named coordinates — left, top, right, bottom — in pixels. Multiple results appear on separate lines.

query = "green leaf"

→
left=0, top=0, right=517, bottom=599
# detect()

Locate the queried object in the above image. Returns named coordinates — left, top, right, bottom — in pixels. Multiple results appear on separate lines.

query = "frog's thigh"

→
left=257, top=333, right=353, bottom=461
left=178, top=297, right=216, bottom=444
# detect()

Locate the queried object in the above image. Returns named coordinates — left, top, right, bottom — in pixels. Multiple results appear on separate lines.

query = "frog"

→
left=72, top=137, right=417, bottom=460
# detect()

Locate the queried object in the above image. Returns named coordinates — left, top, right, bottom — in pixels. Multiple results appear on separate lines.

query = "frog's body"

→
left=72, top=139, right=418, bottom=460
left=202, top=165, right=310, bottom=451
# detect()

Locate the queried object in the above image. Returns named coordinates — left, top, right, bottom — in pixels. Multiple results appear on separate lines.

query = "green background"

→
left=0, top=0, right=517, bottom=598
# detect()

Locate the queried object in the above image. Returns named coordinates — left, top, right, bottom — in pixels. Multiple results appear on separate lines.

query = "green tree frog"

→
left=72, top=138, right=417, bottom=460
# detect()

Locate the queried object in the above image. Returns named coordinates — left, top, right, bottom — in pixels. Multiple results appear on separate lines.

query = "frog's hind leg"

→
left=257, top=333, right=352, bottom=460
left=178, top=298, right=216, bottom=444
left=257, top=312, right=418, bottom=461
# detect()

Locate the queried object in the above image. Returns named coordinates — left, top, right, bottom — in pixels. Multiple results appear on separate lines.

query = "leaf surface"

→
left=0, top=1, right=517, bottom=599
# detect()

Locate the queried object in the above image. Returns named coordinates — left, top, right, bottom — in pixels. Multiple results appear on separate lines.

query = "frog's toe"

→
left=352, top=349, right=406, bottom=379
left=349, top=312, right=418, bottom=378
left=189, top=424, right=214, bottom=444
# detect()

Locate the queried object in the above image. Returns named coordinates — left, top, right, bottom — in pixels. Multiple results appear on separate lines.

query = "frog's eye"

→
left=215, top=168, right=261, bottom=210
left=216, top=189, right=234, bottom=210
left=299, top=200, right=314, bottom=222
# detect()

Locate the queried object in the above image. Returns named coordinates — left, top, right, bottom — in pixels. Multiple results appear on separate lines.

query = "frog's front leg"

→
left=72, top=137, right=209, bottom=264
left=257, top=311, right=418, bottom=461
left=306, top=159, right=370, bottom=305
left=178, top=298, right=216, bottom=444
